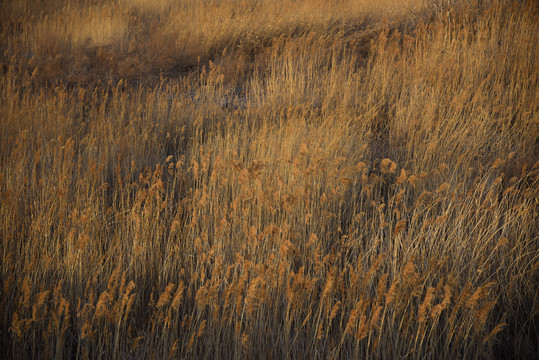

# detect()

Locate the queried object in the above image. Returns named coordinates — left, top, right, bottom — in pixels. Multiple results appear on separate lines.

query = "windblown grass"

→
left=1, top=0, right=537, bottom=359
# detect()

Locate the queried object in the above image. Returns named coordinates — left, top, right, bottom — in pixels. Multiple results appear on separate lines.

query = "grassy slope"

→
left=1, top=0, right=537, bottom=359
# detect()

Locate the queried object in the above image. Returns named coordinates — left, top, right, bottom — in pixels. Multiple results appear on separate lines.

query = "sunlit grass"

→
left=1, top=0, right=537, bottom=359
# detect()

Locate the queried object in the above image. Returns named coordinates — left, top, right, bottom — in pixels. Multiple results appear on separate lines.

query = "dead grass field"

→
left=1, top=0, right=538, bottom=358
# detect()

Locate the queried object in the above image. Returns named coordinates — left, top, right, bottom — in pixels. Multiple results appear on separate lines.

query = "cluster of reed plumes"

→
left=1, top=0, right=537, bottom=359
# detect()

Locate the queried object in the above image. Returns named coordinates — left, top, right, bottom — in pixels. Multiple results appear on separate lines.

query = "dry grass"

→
left=1, top=0, right=538, bottom=359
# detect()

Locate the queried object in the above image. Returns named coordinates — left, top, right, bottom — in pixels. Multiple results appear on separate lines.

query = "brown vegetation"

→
left=1, top=0, right=537, bottom=359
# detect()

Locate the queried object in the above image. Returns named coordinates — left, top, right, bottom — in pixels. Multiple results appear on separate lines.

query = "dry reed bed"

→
left=1, top=0, right=538, bottom=359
